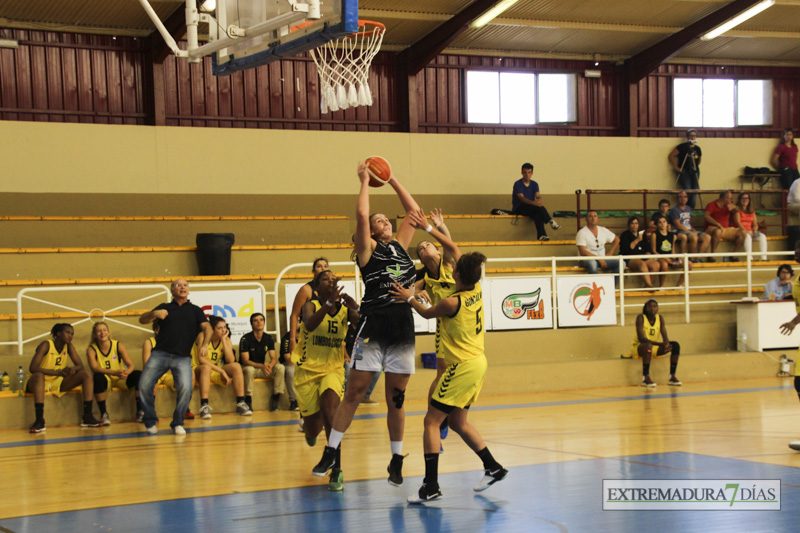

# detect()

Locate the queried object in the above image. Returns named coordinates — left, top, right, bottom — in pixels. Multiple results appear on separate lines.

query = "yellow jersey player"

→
left=293, top=270, right=360, bottom=491
left=141, top=320, right=195, bottom=422
left=86, top=322, right=142, bottom=426
left=391, top=209, right=507, bottom=504
left=196, top=316, right=252, bottom=419
left=779, top=239, right=800, bottom=450
left=26, top=323, right=103, bottom=433
left=633, top=299, right=681, bottom=387
left=414, top=208, right=457, bottom=446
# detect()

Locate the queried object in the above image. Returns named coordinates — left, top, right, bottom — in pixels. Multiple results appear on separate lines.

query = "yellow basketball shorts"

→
left=295, top=366, right=345, bottom=417
left=431, top=354, right=487, bottom=411
left=209, top=370, right=227, bottom=387
left=103, top=374, right=129, bottom=391
left=24, top=375, right=70, bottom=397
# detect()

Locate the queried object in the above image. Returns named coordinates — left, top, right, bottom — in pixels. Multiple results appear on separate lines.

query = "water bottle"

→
left=15, top=366, right=25, bottom=395
left=738, top=331, right=748, bottom=353
left=1, top=372, right=9, bottom=391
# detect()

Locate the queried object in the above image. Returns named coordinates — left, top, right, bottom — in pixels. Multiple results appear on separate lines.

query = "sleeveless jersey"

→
left=92, top=340, right=123, bottom=372
left=206, top=339, right=225, bottom=366
left=441, top=282, right=485, bottom=365
left=291, top=301, right=348, bottom=374
left=41, top=339, right=69, bottom=372
left=359, top=239, right=416, bottom=314
left=425, top=256, right=457, bottom=356
left=632, top=314, right=662, bottom=348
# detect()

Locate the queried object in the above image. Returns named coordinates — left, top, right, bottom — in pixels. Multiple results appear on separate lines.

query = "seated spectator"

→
left=763, top=264, right=794, bottom=301
left=26, top=323, right=102, bottom=433
left=618, top=216, right=660, bottom=288
left=141, top=320, right=196, bottom=422
left=651, top=215, right=692, bottom=287
left=576, top=210, right=621, bottom=277
left=789, top=179, right=800, bottom=215
left=512, top=162, right=560, bottom=241
left=632, top=300, right=681, bottom=387
left=195, top=316, right=251, bottom=418
left=648, top=198, right=687, bottom=252
left=87, top=322, right=142, bottom=426
left=703, top=190, right=746, bottom=261
left=240, top=312, right=287, bottom=411
left=732, top=192, right=768, bottom=261
left=668, top=191, right=711, bottom=261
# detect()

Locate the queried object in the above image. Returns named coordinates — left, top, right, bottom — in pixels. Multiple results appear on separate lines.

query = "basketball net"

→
left=310, top=20, right=385, bottom=114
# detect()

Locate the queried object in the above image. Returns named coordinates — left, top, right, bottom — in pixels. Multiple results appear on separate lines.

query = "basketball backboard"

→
left=137, top=0, right=358, bottom=74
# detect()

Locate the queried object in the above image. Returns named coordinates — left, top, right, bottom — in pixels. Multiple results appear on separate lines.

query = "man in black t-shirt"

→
left=239, top=313, right=286, bottom=411
left=669, top=129, right=703, bottom=208
left=138, top=278, right=211, bottom=435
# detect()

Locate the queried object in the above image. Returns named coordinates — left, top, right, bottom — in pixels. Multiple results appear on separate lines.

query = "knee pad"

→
left=392, top=388, right=406, bottom=409
left=671, top=341, right=681, bottom=356
left=93, top=372, right=108, bottom=393
left=794, top=376, right=800, bottom=394
left=127, top=370, right=142, bottom=390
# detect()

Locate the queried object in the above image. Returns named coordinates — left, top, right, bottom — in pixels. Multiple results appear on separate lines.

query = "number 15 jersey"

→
left=441, top=282, right=484, bottom=365
left=291, top=301, right=348, bottom=374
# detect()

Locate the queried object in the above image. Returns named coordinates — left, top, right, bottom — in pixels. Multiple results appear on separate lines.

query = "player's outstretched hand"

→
left=340, top=291, right=359, bottom=311
left=780, top=321, right=796, bottom=335
left=429, top=208, right=444, bottom=228
left=389, top=281, right=414, bottom=302
left=357, top=160, right=369, bottom=184
left=406, top=209, right=428, bottom=230
left=416, top=289, right=431, bottom=305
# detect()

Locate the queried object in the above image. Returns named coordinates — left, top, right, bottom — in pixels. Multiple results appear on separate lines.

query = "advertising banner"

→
left=488, top=277, right=553, bottom=330
left=191, top=289, right=264, bottom=345
left=556, top=275, right=617, bottom=327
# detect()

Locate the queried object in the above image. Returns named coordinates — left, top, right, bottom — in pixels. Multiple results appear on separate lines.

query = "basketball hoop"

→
left=310, top=20, right=385, bottom=113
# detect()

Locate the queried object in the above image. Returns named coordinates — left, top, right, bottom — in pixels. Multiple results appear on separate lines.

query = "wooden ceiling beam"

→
left=625, top=0, right=765, bottom=83
left=398, top=0, right=501, bottom=75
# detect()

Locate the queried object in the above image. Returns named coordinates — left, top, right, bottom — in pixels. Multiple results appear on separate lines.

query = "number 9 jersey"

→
left=441, top=282, right=484, bottom=365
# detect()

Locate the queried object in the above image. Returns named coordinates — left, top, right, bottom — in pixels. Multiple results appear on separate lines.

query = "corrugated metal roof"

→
left=1, top=0, right=799, bottom=65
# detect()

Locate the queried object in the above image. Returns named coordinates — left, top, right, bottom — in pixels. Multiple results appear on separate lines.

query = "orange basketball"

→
left=365, top=156, right=392, bottom=187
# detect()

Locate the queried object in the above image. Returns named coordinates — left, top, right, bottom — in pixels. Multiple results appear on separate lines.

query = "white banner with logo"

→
left=556, top=275, right=617, bottom=327
left=191, top=289, right=264, bottom=345
left=488, top=277, right=553, bottom=330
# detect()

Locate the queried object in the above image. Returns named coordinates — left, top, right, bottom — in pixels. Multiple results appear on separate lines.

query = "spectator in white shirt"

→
left=576, top=210, right=621, bottom=277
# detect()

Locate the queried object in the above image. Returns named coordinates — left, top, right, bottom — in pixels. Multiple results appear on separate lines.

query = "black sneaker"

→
left=473, top=467, right=508, bottom=492
left=29, top=419, right=46, bottom=434
left=81, top=413, right=103, bottom=428
left=312, top=446, right=337, bottom=477
left=387, top=453, right=406, bottom=486
left=407, top=481, right=442, bottom=504
left=289, top=399, right=299, bottom=411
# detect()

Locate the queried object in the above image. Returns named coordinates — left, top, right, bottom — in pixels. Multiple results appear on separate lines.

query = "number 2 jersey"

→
left=291, top=301, right=348, bottom=374
left=440, top=282, right=484, bottom=365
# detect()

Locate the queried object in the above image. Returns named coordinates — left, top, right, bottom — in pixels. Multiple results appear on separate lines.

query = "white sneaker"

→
left=789, top=441, right=800, bottom=451
left=236, top=401, right=253, bottom=416
left=298, top=417, right=305, bottom=432
left=199, top=404, right=212, bottom=419
left=173, top=425, right=186, bottom=436
left=146, top=425, right=158, bottom=435
left=473, top=467, right=508, bottom=492
left=100, top=412, right=111, bottom=426
left=549, top=219, right=560, bottom=230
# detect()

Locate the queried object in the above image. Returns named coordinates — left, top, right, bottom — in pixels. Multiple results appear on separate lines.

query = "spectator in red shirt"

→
left=773, top=128, right=799, bottom=190
left=703, top=190, right=746, bottom=261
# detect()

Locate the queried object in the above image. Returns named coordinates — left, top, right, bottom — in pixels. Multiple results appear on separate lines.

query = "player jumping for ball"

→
left=391, top=209, right=508, bottom=503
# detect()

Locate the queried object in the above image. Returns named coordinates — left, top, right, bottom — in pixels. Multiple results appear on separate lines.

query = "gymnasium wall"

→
left=0, top=120, right=781, bottom=198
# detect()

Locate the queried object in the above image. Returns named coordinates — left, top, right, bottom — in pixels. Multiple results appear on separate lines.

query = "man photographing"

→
left=669, top=129, right=702, bottom=209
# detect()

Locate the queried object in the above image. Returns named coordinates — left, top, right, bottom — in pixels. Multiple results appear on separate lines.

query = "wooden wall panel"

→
left=0, top=29, right=148, bottom=124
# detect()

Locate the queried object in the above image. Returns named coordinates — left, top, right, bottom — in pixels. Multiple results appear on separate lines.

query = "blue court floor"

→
left=2, top=452, right=798, bottom=533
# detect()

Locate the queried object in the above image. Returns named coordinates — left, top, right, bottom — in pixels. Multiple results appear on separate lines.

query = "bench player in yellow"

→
left=293, top=269, right=360, bottom=491
left=391, top=210, right=508, bottom=503
left=141, top=319, right=196, bottom=422
left=633, top=299, right=681, bottom=388
left=26, top=323, right=103, bottom=433
left=87, top=321, right=142, bottom=425
left=196, top=316, right=252, bottom=418
left=414, top=208, right=457, bottom=448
